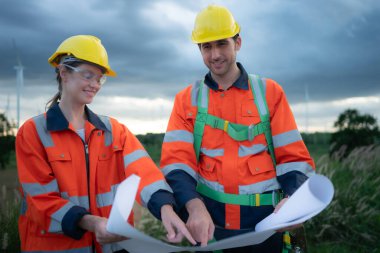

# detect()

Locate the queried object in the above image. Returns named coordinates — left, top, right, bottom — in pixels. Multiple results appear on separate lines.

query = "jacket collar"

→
left=46, top=103, right=108, bottom=132
left=204, top=62, right=249, bottom=91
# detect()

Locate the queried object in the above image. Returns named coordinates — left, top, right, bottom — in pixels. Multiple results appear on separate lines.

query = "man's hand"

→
left=185, top=198, right=215, bottom=246
left=274, top=197, right=303, bottom=232
left=79, top=215, right=126, bottom=244
left=161, top=205, right=196, bottom=245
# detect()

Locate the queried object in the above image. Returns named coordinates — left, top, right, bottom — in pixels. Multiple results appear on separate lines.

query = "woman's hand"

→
left=160, top=204, right=196, bottom=245
left=79, top=215, right=127, bottom=244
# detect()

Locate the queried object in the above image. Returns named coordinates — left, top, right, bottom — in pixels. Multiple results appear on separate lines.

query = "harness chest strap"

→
left=193, top=74, right=276, bottom=165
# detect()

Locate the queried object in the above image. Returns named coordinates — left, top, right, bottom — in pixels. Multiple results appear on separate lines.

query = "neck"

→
left=58, top=99, right=86, bottom=130
left=211, top=63, right=241, bottom=90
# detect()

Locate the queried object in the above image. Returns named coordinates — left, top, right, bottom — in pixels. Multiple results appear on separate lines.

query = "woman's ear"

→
left=58, top=65, right=67, bottom=83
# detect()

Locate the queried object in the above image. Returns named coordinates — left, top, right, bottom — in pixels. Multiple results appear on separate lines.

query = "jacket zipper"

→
left=81, top=132, right=95, bottom=253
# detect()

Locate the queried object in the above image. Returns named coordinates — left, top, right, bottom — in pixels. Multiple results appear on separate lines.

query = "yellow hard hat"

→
left=191, top=5, right=240, bottom=44
left=48, top=35, right=116, bottom=77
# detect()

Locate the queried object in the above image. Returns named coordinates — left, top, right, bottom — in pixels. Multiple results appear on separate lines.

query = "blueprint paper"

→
left=107, top=174, right=334, bottom=253
left=255, top=174, right=334, bottom=231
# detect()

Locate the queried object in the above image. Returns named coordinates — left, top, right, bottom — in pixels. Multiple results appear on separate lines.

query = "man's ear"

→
left=235, top=36, right=242, bottom=51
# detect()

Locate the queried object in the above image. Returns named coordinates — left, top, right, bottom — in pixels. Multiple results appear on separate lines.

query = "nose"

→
left=211, top=47, right=221, bottom=61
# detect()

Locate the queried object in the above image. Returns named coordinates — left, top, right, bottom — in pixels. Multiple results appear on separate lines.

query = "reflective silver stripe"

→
left=22, top=179, right=59, bottom=197
left=250, top=75, right=268, bottom=116
left=238, top=144, right=267, bottom=157
left=161, top=163, right=198, bottom=181
left=48, top=202, right=75, bottom=233
left=96, top=184, right=119, bottom=208
left=200, top=83, right=209, bottom=108
left=140, top=180, right=173, bottom=207
left=198, top=175, right=224, bottom=192
left=276, top=162, right=315, bottom=177
left=239, top=178, right=281, bottom=194
left=200, top=147, right=224, bottom=157
left=163, top=130, right=194, bottom=143
left=273, top=129, right=302, bottom=148
left=191, top=80, right=202, bottom=106
left=124, top=150, right=150, bottom=168
left=21, top=246, right=93, bottom=253
left=261, top=78, right=267, bottom=95
left=61, top=192, right=89, bottom=210
left=98, top=115, right=113, bottom=147
left=102, top=243, right=123, bottom=253
left=33, top=114, right=54, bottom=147
left=20, top=196, right=27, bottom=215
left=198, top=175, right=280, bottom=195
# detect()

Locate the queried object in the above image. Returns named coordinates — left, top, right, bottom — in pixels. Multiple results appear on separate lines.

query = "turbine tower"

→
left=13, top=39, right=24, bottom=129
left=305, top=84, right=309, bottom=134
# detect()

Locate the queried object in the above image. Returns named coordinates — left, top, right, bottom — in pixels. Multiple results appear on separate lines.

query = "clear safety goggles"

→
left=62, top=64, right=107, bottom=86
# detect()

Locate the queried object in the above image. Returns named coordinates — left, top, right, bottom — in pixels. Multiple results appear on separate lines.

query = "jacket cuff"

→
left=147, top=190, right=177, bottom=220
left=165, top=170, right=203, bottom=210
left=277, top=171, right=309, bottom=196
left=61, top=205, right=90, bottom=240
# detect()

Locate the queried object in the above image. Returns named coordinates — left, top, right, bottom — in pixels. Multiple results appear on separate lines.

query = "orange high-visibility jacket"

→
left=16, top=105, right=173, bottom=253
left=161, top=63, right=315, bottom=230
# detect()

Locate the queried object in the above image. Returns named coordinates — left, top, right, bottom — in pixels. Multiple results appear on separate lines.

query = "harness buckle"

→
left=248, top=124, right=255, bottom=141
left=224, top=120, right=229, bottom=132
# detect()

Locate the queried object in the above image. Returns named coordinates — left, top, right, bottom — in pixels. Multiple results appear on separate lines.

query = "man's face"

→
left=199, top=36, right=241, bottom=78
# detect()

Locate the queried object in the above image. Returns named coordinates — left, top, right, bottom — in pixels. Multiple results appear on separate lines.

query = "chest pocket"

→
left=46, top=149, right=74, bottom=190
left=98, top=143, right=123, bottom=161
left=97, top=142, right=124, bottom=192
left=240, top=99, right=260, bottom=125
left=47, top=151, right=72, bottom=162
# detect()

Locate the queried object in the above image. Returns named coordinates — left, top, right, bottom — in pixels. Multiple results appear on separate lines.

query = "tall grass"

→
left=0, top=185, right=20, bottom=252
left=306, top=145, right=380, bottom=253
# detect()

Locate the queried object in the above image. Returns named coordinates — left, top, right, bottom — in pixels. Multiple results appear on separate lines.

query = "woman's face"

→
left=60, top=63, right=105, bottom=105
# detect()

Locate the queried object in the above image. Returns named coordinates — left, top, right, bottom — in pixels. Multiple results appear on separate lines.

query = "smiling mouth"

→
left=84, top=90, right=96, bottom=95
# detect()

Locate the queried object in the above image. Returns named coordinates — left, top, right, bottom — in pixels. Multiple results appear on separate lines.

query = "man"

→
left=160, top=5, right=315, bottom=253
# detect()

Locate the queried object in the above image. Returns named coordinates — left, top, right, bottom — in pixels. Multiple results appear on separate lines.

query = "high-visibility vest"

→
left=16, top=105, right=171, bottom=253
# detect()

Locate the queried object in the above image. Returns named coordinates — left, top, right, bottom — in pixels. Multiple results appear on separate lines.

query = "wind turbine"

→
left=304, top=84, right=309, bottom=134
left=13, top=39, right=24, bottom=129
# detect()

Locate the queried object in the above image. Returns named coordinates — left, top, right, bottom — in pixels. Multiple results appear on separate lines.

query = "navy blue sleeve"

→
left=147, top=190, right=177, bottom=220
left=61, top=206, right=90, bottom=240
left=165, top=170, right=203, bottom=211
left=277, top=171, right=309, bottom=196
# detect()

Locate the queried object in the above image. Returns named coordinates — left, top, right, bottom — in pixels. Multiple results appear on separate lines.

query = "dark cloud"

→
left=0, top=0, right=379, bottom=106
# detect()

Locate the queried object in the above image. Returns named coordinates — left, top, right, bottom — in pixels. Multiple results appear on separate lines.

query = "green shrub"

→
left=306, top=145, right=380, bottom=252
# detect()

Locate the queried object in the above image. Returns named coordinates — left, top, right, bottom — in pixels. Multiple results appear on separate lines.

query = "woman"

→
left=16, top=35, right=195, bottom=253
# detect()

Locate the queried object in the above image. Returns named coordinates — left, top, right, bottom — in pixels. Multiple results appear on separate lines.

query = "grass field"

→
left=1, top=134, right=379, bottom=252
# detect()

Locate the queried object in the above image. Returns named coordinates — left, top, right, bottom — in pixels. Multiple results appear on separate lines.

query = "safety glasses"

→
left=62, top=64, right=107, bottom=85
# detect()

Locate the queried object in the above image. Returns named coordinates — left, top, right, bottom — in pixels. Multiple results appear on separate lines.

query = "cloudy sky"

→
left=0, top=0, right=379, bottom=134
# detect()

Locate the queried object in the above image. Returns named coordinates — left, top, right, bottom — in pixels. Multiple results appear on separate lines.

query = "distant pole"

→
left=13, top=39, right=24, bottom=129
left=15, top=65, right=23, bottom=129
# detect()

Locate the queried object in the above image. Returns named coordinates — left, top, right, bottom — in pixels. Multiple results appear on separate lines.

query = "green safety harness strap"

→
left=196, top=182, right=283, bottom=207
left=193, top=74, right=276, bottom=165
left=192, top=74, right=292, bottom=251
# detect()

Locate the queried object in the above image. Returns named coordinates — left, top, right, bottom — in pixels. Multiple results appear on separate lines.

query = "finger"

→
left=200, top=229, right=209, bottom=247
left=163, top=222, right=176, bottom=240
left=208, top=223, right=215, bottom=241
left=170, top=231, right=184, bottom=243
left=177, top=223, right=196, bottom=245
